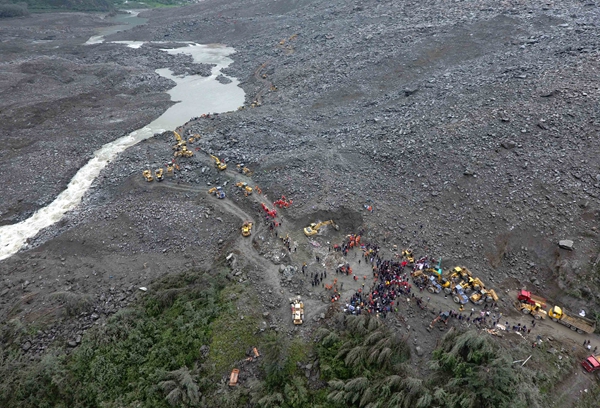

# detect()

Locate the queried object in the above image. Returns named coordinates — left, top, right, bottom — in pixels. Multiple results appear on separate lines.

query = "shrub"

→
left=0, top=4, right=29, bottom=18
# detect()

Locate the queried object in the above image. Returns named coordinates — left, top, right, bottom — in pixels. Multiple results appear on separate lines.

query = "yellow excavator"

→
left=241, top=221, right=253, bottom=237
left=236, top=164, right=252, bottom=176
left=142, top=170, right=153, bottom=182
left=173, top=130, right=185, bottom=149
left=515, top=300, right=546, bottom=320
left=172, top=130, right=193, bottom=157
left=236, top=182, right=253, bottom=196
left=304, top=220, right=339, bottom=236
left=210, top=154, right=227, bottom=171
left=401, top=249, right=415, bottom=264
left=208, top=186, right=226, bottom=199
left=154, top=168, right=164, bottom=181
left=174, top=145, right=193, bottom=158
left=470, top=288, right=499, bottom=305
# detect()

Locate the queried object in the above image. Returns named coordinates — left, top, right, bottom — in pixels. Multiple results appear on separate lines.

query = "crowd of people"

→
left=326, top=235, right=558, bottom=344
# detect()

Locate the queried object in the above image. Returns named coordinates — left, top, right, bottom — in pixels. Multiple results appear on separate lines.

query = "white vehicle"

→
left=290, top=296, right=304, bottom=325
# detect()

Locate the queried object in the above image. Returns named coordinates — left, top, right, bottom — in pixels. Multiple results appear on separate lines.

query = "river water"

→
left=85, top=9, right=148, bottom=45
left=0, top=16, right=245, bottom=261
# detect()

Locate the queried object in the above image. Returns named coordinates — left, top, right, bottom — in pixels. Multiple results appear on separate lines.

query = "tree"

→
left=261, top=333, right=291, bottom=388
left=158, top=367, right=200, bottom=407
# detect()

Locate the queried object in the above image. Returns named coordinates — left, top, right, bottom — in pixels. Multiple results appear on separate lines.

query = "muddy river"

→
left=0, top=13, right=245, bottom=260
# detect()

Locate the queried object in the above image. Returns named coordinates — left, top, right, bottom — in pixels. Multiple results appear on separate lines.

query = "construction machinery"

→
left=229, top=369, right=240, bottom=386
left=188, top=133, right=200, bottom=144
left=429, top=311, right=450, bottom=329
left=456, top=276, right=483, bottom=296
left=427, top=275, right=442, bottom=294
left=517, top=290, right=547, bottom=309
left=444, top=267, right=493, bottom=300
left=174, top=145, right=193, bottom=158
left=241, top=221, right=252, bottom=237
left=154, top=168, right=164, bottom=181
left=424, top=268, right=450, bottom=293
left=166, top=164, right=175, bottom=176
left=290, top=296, right=304, bottom=325
left=236, top=163, right=252, bottom=176
left=469, top=288, right=499, bottom=305
left=411, top=269, right=429, bottom=288
left=444, top=267, right=469, bottom=294
left=401, top=249, right=415, bottom=265
left=142, top=170, right=153, bottom=182
left=211, top=154, right=227, bottom=171
left=171, top=130, right=193, bottom=157
left=208, top=186, right=226, bottom=199
left=451, top=284, right=470, bottom=305
left=173, top=130, right=184, bottom=148
left=515, top=301, right=546, bottom=320
left=303, top=220, right=339, bottom=237
left=449, top=266, right=473, bottom=283
left=548, top=306, right=596, bottom=334
left=443, top=269, right=498, bottom=304
left=582, top=355, right=600, bottom=373
left=236, top=182, right=253, bottom=196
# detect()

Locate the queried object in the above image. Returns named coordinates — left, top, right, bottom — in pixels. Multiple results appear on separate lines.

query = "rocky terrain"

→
left=0, top=0, right=599, bottom=406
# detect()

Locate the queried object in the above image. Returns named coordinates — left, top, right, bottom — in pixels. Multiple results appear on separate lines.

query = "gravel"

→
left=1, top=0, right=600, bottom=354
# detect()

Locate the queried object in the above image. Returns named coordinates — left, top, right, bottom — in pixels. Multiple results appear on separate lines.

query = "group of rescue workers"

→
left=308, top=233, right=543, bottom=338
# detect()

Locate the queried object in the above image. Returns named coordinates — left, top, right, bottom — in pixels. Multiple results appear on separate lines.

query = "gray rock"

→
left=415, top=346, right=424, bottom=356
left=67, top=340, right=77, bottom=347
left=404, top=86, right=419, bottom=97
left=216, top=74, right=232, bottom=84
left=501, top=141, right=517, bottom=149
left=558, top=240, right=574, bottom=250
left=22, top=341, right=32, bottom=351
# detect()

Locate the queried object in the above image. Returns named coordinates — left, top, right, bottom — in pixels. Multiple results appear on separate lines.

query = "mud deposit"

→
left=0, top=1, right=599, bottom=406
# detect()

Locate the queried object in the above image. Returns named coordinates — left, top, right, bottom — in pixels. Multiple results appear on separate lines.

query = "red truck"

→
left=517, top=290, right=547, bottom=309
left=582, top=355, right=600, bottom=373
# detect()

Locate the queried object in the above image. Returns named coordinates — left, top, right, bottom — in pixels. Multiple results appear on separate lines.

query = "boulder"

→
left=558, top=240, right=574, bottom=250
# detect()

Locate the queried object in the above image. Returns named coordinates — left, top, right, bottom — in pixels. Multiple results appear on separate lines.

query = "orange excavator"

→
left=429, top=311, right=450, bottom=329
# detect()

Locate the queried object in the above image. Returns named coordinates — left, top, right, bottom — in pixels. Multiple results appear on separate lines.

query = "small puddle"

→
left=0, top=41, right=245, bottom=261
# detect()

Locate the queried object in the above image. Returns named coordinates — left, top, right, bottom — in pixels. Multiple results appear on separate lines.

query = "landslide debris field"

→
left=1, top=0, right=600, bottom=407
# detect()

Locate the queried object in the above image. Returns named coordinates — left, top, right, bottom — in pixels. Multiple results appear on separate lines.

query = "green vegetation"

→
left=0, top=2, right=29, bottom=17
left=0, top=0, right=114, bottom=12
left=206, top=283, right=261, bottom=375
left=0, top=269, right=596, bottom=408
left=0, top=0, right=197, bottom=13
left=0, top=269, right=230, bottom=407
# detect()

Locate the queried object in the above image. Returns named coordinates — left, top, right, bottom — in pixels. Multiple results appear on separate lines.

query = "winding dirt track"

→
left=141, top=172, right=299, bottom=329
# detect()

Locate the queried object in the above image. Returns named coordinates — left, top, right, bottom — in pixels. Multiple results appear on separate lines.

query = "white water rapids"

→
left=0, top=43, right=245, bottom=261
